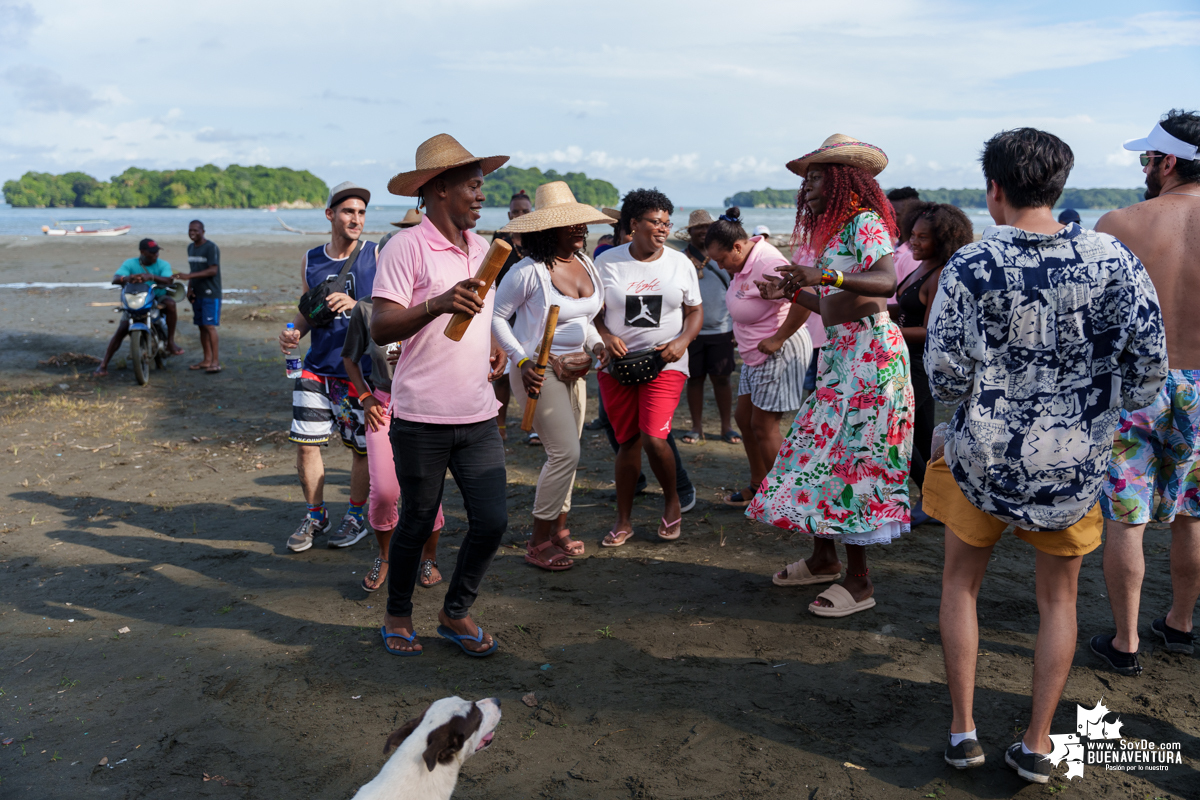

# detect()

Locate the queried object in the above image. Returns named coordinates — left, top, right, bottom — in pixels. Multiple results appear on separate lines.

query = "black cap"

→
left=1057, top=209, right=1081, bottom=225
left=138, top=238, right=161, bottom=252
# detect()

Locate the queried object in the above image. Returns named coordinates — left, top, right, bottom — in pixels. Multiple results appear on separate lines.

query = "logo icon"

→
left=625, top=295, right=662, bottom=328
left=1047, top=698, right=1181, bottom=778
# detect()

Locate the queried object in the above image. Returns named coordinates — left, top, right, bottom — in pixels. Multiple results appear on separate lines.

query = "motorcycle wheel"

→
left=131, top=331, right=150, bottom=386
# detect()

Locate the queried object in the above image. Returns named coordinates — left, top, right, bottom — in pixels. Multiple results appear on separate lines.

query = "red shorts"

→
left=598, top=369, right=686, bottom=444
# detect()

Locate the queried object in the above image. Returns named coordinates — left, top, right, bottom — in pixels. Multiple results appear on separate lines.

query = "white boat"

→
left=42, top=219, right=132, bottom=237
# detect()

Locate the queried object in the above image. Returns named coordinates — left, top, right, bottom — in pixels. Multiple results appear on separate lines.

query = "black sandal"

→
left=418, top=559, right=443, bottom=588
left=362, top=557, right=387, bottom=593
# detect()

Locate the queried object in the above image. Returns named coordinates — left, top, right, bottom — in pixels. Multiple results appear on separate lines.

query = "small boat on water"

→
left=42, top=219, right=131, bottom=237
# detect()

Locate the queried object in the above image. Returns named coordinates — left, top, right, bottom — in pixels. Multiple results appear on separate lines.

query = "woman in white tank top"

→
left=491, top=182, right=613, bottom=571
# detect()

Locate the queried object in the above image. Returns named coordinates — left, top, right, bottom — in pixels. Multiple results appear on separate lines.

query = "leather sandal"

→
left=552, top=528, right=585, bottom=556
left=525, top=539, right=574, bottom=571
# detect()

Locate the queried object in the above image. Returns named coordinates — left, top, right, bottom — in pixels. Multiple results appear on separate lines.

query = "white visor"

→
left=1123, top=123, right=1198, bottom=161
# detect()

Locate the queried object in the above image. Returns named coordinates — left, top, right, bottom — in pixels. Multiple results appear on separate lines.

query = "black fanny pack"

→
left=298, top=241, right=362, bottom=328
left=609, top=347, right=665, bottom=386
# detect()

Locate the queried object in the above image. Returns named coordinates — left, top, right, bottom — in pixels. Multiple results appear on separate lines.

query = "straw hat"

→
left=390, top=208, right=423, bottom=228
left=497, top=182, right=616, bottom=233
left=602, top=207, right=621, bottom=222
left=674, top=209, right=716, bottom=242
left=786, top=133, right=888, bottom=177
left=387, top=134, right=509, bottom=197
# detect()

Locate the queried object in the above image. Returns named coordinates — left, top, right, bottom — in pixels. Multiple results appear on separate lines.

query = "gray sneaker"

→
left=288, top=514, right=332, bottom=553
left=679, top=485, right=697, bottom=513
left=328, top=514, right=370, bottom=548
left=944, top=737, right=985, bottom=769
left=1004, top=742, right=1051, bottom=784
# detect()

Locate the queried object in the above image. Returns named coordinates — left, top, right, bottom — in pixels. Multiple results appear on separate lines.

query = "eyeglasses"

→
left=636, top=217, right=673, bottom=231
left=1140, top=153, right=1167, bottom=167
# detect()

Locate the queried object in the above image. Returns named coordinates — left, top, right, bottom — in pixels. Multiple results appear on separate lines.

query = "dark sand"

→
left=0, top=234, right=1196, bottom=799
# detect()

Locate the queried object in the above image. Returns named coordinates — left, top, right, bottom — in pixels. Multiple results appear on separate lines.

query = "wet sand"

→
left=0, top=234, right=1196, bottom=799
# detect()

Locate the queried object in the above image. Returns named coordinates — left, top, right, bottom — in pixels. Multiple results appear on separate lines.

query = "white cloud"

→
left=1, top=0, right=1195, bottom=202
left=0, top=1, right=39, bottom=47
left=1106, top=148, right=1140, bottom=167
left=2, top=66, right=107, bottom=114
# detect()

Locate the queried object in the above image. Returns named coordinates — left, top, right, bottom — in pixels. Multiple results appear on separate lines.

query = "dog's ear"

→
left=383, top=707, right=428, bottom=755
left=422, top=704, right=483, bottom=771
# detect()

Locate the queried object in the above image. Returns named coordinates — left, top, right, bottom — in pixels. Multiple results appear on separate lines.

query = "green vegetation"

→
left=723, top=188, right=796, bottom=208
left=483, top=166, right=618, bottom=208
left=3, top=165, right=328, bottom=208
left=724, top=186, right=1146, bottom=210
left=911, top=188, right=1145, bottom=209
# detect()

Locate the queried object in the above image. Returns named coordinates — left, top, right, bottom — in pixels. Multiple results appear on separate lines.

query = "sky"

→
left=1, top=0, right=1198, bottom=206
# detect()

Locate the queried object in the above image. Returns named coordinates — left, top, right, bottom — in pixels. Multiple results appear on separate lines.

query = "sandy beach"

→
left=0, top=233, right=1196, bottom=799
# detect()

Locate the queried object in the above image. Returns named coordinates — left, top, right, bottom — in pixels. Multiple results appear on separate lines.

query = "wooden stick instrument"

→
left=520, top=304, right=560, bottom=433
left=443, top=237, right=512, bottom=342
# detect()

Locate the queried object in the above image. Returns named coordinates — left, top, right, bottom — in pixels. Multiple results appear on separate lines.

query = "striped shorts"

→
left=737, top=327, right=811, bottom=413
left=288, top=371, right=367, bottom=455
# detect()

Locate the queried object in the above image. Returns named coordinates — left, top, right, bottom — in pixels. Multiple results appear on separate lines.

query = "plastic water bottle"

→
left=285, top=323, right=303, bottom=379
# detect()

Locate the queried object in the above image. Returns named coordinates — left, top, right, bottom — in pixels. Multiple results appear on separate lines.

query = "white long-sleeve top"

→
left=491, top=253, right=604, bottom=365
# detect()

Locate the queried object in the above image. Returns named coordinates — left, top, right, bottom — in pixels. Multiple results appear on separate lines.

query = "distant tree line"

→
left=3, top=165, right=328, bottom=208
left=483, top=166, right=619, bottom=208
left=723, top=188, right=796, bottom=208
left=724, top=186, right=1147, bottom=210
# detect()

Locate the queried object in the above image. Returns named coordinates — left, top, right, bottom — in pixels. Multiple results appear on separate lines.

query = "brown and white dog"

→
left=351, top=696, right=501, bottom=800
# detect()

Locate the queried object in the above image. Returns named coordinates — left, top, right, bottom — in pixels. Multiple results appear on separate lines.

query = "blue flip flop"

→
left=380, top=625, right=422, bottom=657
left=436, top=624, right=498, bottom=658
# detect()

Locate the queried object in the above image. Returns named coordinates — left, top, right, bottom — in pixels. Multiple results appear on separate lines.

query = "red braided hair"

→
left=791, top=163, right=898, bottom=257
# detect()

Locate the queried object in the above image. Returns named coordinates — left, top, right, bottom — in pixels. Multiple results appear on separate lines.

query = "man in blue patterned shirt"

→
left=923, top=128, right=1168, bottom=783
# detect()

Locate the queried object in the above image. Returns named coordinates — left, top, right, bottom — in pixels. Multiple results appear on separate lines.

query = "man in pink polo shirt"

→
left=370, top=134, right=510, bottom=658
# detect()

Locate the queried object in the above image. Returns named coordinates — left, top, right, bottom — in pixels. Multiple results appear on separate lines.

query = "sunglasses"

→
left=1140, top=153, right=1167, bottom=167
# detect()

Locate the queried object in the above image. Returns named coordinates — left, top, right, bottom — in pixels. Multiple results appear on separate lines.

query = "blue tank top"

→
left=303, top=241, right=377, bottom=379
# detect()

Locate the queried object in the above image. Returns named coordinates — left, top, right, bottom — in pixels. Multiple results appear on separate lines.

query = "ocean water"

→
left=0, top=204, right=1110, bottom=239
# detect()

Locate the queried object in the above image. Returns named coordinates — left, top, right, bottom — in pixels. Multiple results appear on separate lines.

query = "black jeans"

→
left=597, top=384, right=694, bottom=494
left=910, top=358, right=934, bottom=488
left=387, top=418, right=507, bottom=620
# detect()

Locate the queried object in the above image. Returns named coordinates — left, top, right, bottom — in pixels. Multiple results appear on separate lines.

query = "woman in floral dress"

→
left=752, top=134, right=914, bottom=618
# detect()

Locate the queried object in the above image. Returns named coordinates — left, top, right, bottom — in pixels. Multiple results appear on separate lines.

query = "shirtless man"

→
left=1092, top=109, right=1200, bottom=674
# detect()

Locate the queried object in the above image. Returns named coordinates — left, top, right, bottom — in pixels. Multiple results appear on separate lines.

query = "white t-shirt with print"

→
left=595, top=243, right=702, bottom=376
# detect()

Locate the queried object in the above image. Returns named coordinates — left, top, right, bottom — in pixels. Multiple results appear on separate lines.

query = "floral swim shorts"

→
left=1101, top=369, right=1200, bottom=525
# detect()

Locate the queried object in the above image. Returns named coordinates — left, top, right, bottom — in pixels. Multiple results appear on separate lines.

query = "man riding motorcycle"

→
left=94, top=238, right=184, bottom=377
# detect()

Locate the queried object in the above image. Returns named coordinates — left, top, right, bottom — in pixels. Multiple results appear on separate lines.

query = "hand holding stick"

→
left=520, top=305, right=560, bottom=433
left=443, top=238, right=512, bottom=342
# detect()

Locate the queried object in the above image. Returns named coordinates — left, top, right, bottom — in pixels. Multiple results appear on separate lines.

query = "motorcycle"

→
left=118, top=279, right=178, bottom=385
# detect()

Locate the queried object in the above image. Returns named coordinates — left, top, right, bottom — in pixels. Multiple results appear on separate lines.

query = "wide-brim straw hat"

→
left=390, top=208, right=423, bottom=228
left=786, top=133, right=888, bottom=177
left=498, top=181, right=616, bottom=233
left=602, top=207, right=621, bottom=223
left=387, top=134, right=509, bottom=197
left=674, top=209, right=715, bottom=241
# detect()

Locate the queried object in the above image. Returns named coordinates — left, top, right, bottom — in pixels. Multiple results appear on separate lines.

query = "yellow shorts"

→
left=922, top=458, right=1101, bottom=557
